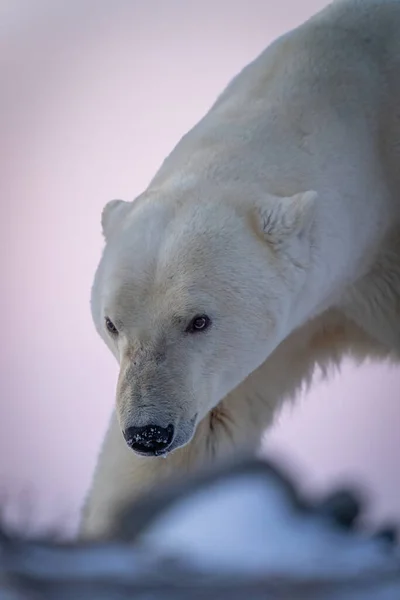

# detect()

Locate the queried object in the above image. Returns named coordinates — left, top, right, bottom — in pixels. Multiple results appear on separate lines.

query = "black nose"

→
left=123, top=424, right=174, bottom=456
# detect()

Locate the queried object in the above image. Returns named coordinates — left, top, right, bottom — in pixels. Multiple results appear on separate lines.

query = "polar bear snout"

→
left=123, top=423, right=174, bottom=456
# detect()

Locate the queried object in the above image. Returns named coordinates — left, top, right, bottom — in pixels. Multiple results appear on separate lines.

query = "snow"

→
left=1, top=456, right=399, bottom=599
left=140, top=471, right=399, bottom=579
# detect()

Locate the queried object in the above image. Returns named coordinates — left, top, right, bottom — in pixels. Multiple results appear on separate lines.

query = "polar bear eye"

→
left=186, top=314, right=211, bottom=334
left=105, top=317, right=118, bottom=336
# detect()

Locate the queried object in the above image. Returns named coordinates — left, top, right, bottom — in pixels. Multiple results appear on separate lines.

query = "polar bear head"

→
left=91, top=184, right=316, bottom=456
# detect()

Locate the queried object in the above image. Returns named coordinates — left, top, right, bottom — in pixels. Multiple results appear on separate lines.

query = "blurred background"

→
left=1, top=0, right=399, bottom=537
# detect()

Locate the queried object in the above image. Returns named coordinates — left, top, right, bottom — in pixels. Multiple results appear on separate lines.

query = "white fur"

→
left=81, top=0, right=400, bottom=539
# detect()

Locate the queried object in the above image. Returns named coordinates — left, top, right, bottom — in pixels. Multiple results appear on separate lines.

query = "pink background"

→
left=1, top=0, right=399, bottom=536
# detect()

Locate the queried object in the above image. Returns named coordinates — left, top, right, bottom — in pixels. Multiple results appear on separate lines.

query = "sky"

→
left=1, top=0, right=399, bottom=535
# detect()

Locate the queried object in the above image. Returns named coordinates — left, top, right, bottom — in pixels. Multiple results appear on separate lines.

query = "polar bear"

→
left=80, top=0, right=400, bottom=539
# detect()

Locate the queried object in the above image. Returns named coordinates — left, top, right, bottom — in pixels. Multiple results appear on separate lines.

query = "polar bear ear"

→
left=101, top=199, right=131, bottom=239
left=255, top=190, right=317, bottom=246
